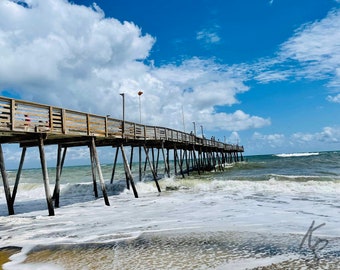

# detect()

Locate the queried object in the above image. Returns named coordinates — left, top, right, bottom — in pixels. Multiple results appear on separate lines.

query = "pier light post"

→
left=200, top=125, right=204, bottom=138
left=138, top=90, right=143, bottom=123
left=120, top=93, right=125, bottom=138
left=192, top=121, right=196, bottom=136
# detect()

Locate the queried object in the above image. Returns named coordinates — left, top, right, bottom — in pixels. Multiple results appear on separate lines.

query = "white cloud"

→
left=291, top=127, right=340, bottom=144
left=0, top=0, right=268, bottom=134
left=0, top=0, right=155, bottom=112
left=248, top=127, right=340, bottom=154
left=280, top=9, right=340, bottom=79
left=227, top=131, right=241, bottom=145
left=326, top=93, right=340, bottom=103
left=211, top=110, right=271, bottom=132
left=254, top=8, right=340, bottom=91
left=196, top=24, right=221, bottom=45
left=252, top=127, right=340, bottom=149
left=251, top=132, right=285, bottom=148
left=150, top=58, right=270, bottom=130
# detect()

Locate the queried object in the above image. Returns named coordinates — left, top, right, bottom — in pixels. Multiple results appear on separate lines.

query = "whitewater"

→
left=1, top=151, right=340, bottom=269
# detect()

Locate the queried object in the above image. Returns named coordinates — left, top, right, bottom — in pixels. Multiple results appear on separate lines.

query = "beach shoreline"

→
left=3, top=230, right=339, bottom=270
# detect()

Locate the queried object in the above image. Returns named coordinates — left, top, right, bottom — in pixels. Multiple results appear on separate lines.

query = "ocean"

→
left=1, top=151, right=340, bottom=269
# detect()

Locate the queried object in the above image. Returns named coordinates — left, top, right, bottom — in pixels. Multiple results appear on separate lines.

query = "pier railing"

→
left=0, top=96, right=243, bottom=152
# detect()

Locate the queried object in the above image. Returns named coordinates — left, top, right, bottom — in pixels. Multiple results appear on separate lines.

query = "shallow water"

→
left=22, top=231, right=340, bottom=270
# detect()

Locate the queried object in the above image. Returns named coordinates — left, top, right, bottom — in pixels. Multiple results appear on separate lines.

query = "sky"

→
left=1, top=0, right=340, bottom=167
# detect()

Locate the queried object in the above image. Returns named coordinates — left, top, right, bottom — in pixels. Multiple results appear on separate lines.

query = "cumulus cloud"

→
left=251, top=132, right=285, bottom=148
left=0, top=0, right=155, bottom=111
left=0, top=0, right=269, bottom=133
left=253, top=127, right=340, bottom=147
left=291, top=127, right=340, bottom=144
left=227, top=131, right=241, bottom=145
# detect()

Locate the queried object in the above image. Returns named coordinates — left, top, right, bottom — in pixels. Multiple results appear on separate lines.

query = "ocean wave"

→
left=159, top=176, right=340, bottom=196
left=2, top=176, right=340, bottom=201
left=267, top=173, right=339, bottom=182
left=275, top=152, right=319, bottom=158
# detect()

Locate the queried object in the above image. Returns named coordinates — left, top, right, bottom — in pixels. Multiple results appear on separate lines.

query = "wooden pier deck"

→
left=0, top=96, right=244, bottom=216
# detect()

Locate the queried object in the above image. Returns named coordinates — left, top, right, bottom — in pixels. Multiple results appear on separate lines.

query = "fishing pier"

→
left=0, top=96, right=244, bottom=216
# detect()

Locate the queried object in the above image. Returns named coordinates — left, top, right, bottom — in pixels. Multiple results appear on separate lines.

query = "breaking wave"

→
left=275, top=152, right=319, bottom=158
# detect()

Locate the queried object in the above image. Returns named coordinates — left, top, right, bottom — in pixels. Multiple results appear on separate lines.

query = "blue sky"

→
left=1, top=0, right=340, bottom=167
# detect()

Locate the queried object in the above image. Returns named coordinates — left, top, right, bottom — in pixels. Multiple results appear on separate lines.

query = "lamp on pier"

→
left=138, top=90, right=143, bottom=123
left=192, top=121, right=196, bottom=136
left=120, top=93, right=125, bottom=138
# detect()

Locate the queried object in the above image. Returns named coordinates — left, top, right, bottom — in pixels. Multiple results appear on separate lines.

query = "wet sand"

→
left=22, top=246, right=340, bottom=270
left=19, top=231, right=340, bottom=270
left=0, top=247, right=21, bottom=269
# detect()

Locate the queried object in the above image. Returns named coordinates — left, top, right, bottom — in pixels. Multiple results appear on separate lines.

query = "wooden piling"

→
left=90, top=138, right=110, bottom=206
left=0, top=144, right=14, bottom=215
left=174, top=146, right=184, bottom=178
left=138, top=146, right=142, bottom=182
left=192, top=147, right=200, bottom=175
left=151, top=147, right=156, bottom=171
left=110, top=147, right=119, bottom=184
left=166, top=148, right=171, bottom=176
left=89, top=144, right=99, bottom=198
left=155, top=148, right=160, bottom=176
left=53, top=145, right=62, bottom=207
left=161, top=142, right=170, bottom=177
left=129, top=146, right=134, bottom=170
left=38, top=137, right=55, bottom=216
left=143, top=145, right=161, bottom=192
left=12, top=146, right=26, bottom=204
left=53, top=146, right=67, bottom=206
left=184, top=149, right=190, bottom=176
left=120, top=145, right=138, bottom=198
left=174, top=147, right=177, bottom=175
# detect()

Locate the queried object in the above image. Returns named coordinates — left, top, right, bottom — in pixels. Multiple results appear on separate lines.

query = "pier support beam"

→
left=161, top=142, right=170, bottom=177
left=110, top=147, right=119, bottom=184
left=12, top=146, right=27, bottom=204
left=174, top=146, right=184, bottom=178
left=155, top=148, right=160, bottom=176
left=192, top=147, right=200, bottom=175
left=144, top=145, right=161, bottom=192
left=38, top=137, right=55, bottom=216
left=89, top=144, right=99, bottom=198
left=53, top=145, right=67, bottom=207
left=120, top=145, right=138, bottom=198
left=0, top=144, right=14, bottom=215
left=90, top=138, right=110, bottom=206
left=138, top=146, right=142, bottom=182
